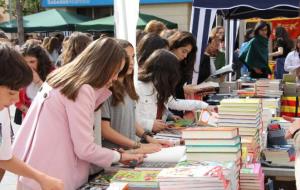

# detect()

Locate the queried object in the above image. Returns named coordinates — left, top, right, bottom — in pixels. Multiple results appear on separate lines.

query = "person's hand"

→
left=171, top=115, right=182, bottom=121
left=152, top=120, right=168, bottom=133
left=153, top=139, right=174, bottom=147
left=38, top=174, right=64, bottom=190
left=146, top=136, right=174, bottom=148
left=136, top=143, right=161, bottom=154
left=282, top=115, right=300, bottom=139
left=206, top=106, right=216, bottom=113
left=254, top=68, right=263, bottom=74
left=119, top=153, right=145, bottom=165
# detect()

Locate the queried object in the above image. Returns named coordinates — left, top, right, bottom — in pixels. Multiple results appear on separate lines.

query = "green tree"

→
left=0, top=0, right=44, bottom=16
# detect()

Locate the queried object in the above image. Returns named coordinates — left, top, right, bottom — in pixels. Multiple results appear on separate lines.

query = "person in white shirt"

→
left=136, top=49, right=209, bottom=132
left=0, top=42, right=64, bottom=190
left=284, top=36, right=300, bottom=74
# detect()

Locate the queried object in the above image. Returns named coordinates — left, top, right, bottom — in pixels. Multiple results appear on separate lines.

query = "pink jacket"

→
left=13, top=82, right=114, bottom=190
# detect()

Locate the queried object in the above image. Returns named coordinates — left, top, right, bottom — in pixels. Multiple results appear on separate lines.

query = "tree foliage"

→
left=0, top=0, right=44, bottom=16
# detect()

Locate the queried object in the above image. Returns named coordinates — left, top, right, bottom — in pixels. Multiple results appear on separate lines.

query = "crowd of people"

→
left=0, top=18, right=299, bottom=190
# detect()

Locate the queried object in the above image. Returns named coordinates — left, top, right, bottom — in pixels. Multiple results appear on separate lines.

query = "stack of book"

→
left=261, top=108, right=272, bottom=149
left=182, top=127, right=241, bottom=189
left=256, top=79, right=283, bottom=98
left=271, top=117, right=293, bottom=145
left=110, top=170, right=160, bottom=189
left=240, top=163, right=264, bottom=190
left=261, top=98, right=280, bottom=116
left=263, top=145, right=295, bottom=167
left=176, top=160, right=240, bottom=190
left=236, top=80, right=256, bottom=97
left=153, top=128, right=182, bottom=145
left=219, top=82, right=238, bottom=94
left=217, top=98, right=262, bottom=163
left=182, top=127, right=241, bottom=163
left=157, top=161, right=234, bottom=190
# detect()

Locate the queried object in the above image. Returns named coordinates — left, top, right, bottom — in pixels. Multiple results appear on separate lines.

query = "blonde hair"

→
left=209, top=26, right=224, bottom=39
left=144, top=20, right=166, bottom=35
left=47, top=37, right=126, bottom=100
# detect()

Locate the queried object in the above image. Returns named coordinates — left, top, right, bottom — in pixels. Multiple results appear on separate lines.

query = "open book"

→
left=211, top=64, right=233, bottom=77
left=144, top=146, right=186, bottom=163
left=191, top=81, right=219, bottom=92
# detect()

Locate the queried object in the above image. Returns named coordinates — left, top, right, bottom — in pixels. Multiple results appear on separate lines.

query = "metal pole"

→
left=8, top=0, right=12, bottom=21
left=225, top=19, right=231, bottom=81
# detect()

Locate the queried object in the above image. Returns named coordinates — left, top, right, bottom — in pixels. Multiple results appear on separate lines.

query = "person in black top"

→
left=168, top=31, right=197, bottom=117
left=269, top=26, right=293, bottom=79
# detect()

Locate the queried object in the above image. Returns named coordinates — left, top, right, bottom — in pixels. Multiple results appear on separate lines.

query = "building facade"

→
left=41, top=0, right=193, bottom=31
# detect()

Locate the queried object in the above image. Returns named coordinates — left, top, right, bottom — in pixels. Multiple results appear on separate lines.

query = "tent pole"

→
left=225, top=19, right=231, bottom=81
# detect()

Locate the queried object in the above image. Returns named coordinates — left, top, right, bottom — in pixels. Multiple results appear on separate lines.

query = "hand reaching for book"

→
left=152, top=120, right=168, bottom=133
left=153, top=139, right=174, bottom=148
left=119, top=153, right=145, bottom=165
left=136, top=143, right=161, bottom=154
left=283, top=115, right=300, bottom=139
left=206, top=105, right=217, bottom=113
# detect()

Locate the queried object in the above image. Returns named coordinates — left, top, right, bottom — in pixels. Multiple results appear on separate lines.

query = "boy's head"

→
left=0, top=42, right=33, bottom=110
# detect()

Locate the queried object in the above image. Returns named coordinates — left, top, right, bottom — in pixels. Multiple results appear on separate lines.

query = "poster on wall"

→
left=271, top=17, right=300, bottom=40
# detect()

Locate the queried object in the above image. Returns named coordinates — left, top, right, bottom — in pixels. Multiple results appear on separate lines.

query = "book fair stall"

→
left=78, top=75, right=298, bottom=190
left=77, top=1, right=299, bottom=190
left=0, top=0, right=299, bottom=190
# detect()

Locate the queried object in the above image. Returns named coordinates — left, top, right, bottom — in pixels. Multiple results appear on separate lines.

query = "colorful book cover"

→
left=158, top=165, right=224, bottom=179
left=240, top=163, right=261, bottom=176
left=111, top=170, right=159, bottom=182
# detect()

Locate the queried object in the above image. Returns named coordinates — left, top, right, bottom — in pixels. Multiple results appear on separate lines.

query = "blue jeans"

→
left=240, top=64, right=248, bottom=76
left=275, top=57, right=287, bottom=79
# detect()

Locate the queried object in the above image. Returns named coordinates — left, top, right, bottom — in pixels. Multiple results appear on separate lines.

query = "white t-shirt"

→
left=0, top=108, right=13, bottom=160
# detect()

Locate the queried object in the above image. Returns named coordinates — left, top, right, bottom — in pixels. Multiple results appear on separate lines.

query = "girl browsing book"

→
left=136, top=49, right=209, bottom=133
left=13, top=37, right=144, bottom=190
left=0, top=42, right=64, bottom=190
left=100, top=40, right=172, bottom=153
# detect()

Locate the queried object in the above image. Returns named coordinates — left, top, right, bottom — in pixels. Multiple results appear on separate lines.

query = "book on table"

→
left=110, top=170, right=160, bottom=188
left=182, top=127, right=238, bottom=139
left=186, top=143, right=241, bottom=153
left=186, top=150, right=241, bottom=162
left=157, top=164, right=232, bottom=190
left=185, top=136, right=241, bottom=146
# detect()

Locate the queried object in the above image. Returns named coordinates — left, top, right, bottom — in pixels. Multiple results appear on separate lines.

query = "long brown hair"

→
left=111, top=39, right=139, bottom=106
left=44, top=37, right=60, bottom=54
left=168, top=31, right=197, bottom=83
left=62, top=32, right=92, bottom=65
left=47, top=37, right=126, bottom=101
left=137, top=33, right=169, bottom=67
left=139, top=49, right=180, bottom=107
left=20, top=43, right=53, bottom=81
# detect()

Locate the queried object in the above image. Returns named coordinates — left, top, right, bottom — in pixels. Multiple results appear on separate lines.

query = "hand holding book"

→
left=119, top=152, right=145, bottom=166
left=282, top=115, right=300, bottom=139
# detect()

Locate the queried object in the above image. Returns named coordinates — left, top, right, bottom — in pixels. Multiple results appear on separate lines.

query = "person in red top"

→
left=15, top=42, right=54, bottom=118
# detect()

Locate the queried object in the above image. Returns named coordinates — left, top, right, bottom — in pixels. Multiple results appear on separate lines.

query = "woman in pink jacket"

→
left=13, top=37, right=144, bottom=190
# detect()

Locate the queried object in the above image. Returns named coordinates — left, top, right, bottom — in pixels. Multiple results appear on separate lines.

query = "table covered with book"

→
left=79, top=78, right=298, bottom=190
